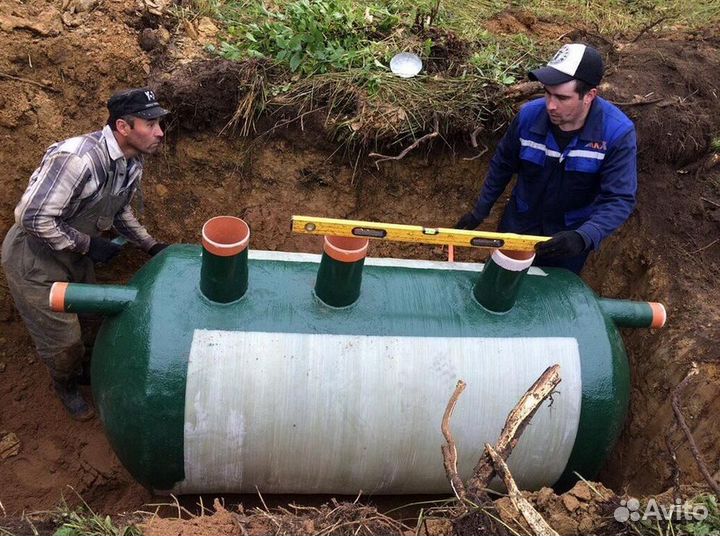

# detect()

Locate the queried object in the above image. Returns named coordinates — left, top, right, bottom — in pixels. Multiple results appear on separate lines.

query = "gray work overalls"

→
left=1, top=161, right=134, bottom=382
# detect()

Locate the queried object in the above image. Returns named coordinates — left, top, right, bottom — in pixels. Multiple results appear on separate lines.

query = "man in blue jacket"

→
left=455, top=43, right=637, bottom=273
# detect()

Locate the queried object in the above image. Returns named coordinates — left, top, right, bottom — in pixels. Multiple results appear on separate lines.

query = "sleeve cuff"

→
left=576, top=227, right=597, bottom=251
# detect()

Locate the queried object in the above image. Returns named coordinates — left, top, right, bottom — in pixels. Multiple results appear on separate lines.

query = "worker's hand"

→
left=87, top=237, right=123, bottom=264
left=148, top=242, right=169, bottom=257
left=535, top=231, right=587, bottom=258
left=454, top=212, right=483, bottom=230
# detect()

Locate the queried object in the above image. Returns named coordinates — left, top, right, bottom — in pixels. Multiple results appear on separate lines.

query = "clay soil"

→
left=0, top=0, right=719, bottom=532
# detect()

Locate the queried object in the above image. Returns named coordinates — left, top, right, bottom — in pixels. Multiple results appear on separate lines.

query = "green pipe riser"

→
left=200, top=248, right=249, bottom=303
left=314, top=254, right=365, bottom=307
left=473, top=253, right=532, bottom=313
left=199, top=215, right=251, bottom=303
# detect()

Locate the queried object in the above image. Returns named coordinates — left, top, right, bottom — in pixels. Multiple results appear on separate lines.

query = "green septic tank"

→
left=49, top=216, right=665, bottom=495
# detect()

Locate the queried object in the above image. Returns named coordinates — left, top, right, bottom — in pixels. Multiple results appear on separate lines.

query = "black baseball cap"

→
left=529, top=44, right=604, bottom=87
left=107, top=88, right=169, bottom=120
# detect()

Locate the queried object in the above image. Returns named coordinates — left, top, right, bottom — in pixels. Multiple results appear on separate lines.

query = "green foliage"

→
left=470, top=32, right=547, bottom=86
left=51, top=491, right=141, bottom=536
left=710, top=136, right=720, bottom=153
left=220, top=0, right=401, bottom=74
left=53, top=514, right=140, bottom=536
left=626, top=494, right=720, bottom=536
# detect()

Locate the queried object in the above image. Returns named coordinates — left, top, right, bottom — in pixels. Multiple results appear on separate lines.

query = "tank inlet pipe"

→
left=473, top=249, right=535, bottom=313
left=598, top=298, right=666, bottom=328
left=49, top=282, right=137, bottom=315
left=314, top=235, right=369, bottom=307
left=200, top=216, right=250, bottom=303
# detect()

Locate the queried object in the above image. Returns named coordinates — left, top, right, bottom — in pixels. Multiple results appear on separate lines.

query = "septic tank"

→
left=49, top=216, right=665, bottom=495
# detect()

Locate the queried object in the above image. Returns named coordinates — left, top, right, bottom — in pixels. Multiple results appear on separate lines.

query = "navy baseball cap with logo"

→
left=107, top=88, right=169, bottom=120
left=529, top=43, right=604, bottom=87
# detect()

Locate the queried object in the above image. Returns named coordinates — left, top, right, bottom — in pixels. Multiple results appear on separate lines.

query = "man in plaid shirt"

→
left=2, top=88, right=170, bottom=420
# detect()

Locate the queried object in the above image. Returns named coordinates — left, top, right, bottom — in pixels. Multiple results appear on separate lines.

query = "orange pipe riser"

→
left=314, top=236, right=369, bottom=307
left=200, top=216, right=250, bottom=303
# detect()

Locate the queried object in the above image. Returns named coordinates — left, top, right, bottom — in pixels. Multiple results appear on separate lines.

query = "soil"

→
left=0, top=0, right=719, bottom=532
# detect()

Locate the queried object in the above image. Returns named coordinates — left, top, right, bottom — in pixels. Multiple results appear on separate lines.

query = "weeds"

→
left=218, top=0, right=402, bottom=74
left=51, top=490, right=140, bottom=536
left=624, top=494, right=720, bottom=536
left=710, top=137, right=720, bottom=153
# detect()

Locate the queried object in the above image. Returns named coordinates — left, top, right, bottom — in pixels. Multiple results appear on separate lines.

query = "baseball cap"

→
left=528, top=44, right=604, bottom=87
left=107, top=88, right=169, bottom=120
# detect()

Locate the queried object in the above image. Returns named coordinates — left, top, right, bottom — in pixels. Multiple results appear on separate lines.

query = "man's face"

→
left=120, top=117, right=164, bottom=155
left=543, top=80, right=596, bottom=131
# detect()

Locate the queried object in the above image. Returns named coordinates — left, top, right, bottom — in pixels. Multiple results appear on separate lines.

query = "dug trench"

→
left=0, top=1, right=719, bottom=530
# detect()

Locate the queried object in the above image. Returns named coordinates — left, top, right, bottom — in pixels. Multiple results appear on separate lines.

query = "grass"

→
left=165, top=0, right=720, bottom=148
left=710, top=137, right=720, bottom=153
left=51, top=490, right=140, bottom=536
left=623, top=494, right=720, bottom=536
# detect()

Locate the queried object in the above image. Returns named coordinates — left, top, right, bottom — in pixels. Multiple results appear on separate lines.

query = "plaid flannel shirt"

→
left=14, top=125, right=157, bottom=254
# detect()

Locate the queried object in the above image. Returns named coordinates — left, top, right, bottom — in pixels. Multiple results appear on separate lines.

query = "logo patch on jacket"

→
left=585, top=140, right=607, bottom=151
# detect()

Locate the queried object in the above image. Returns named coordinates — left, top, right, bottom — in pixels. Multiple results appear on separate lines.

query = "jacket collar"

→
left=528, top=97, right=606, bottom=141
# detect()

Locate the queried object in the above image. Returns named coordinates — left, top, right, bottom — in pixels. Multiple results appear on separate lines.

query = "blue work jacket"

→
left=472, top=97, right=637, bottom=250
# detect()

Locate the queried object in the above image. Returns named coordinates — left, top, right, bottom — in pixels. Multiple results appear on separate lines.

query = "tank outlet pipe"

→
left=598, top=298, right=667, bottom=329
left=473, top=249, right=535, bottom=313
left=314, top=235, right=369, bottom=307
left=200, top=216, right=250, bottom=303
left=49, top=282, right=137, bottom=315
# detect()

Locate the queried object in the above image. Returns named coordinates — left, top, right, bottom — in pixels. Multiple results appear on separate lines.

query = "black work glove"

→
left=148, top=242, right=169, bottom=257
left=454, top=212, right=483, bottom=230
left=535, top=231, right=587, bottom=259
left=87, top=237, right=123, bottom=264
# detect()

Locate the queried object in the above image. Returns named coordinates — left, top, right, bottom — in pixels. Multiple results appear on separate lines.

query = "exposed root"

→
left=440, top=380, right=467, bottom=501
left=368, top=116, right=440, bottom=167
left=486, top=444, right=559, bottom=536
left=467, top=364, right=562, bottom=497
left=671, top=362, right=720, bottom=497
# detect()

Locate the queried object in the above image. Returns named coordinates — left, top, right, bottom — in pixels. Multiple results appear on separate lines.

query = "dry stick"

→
left=631, top=16, right=668, bottom=43
left=690, top=238, right=720, bottom=254
left=467, top=364, right=561, bottom=497
left=671, top=363, right=720, bottom=497
left=485, top=444, right=560, bottom=536
left=612, top=97, right=664, bottom=106
left=0, top=72, right=59, bottom=92
left=441, top=380, right=468, bottom=501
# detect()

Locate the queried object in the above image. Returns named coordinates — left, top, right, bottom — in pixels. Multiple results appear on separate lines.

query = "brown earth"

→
left=0, top=0, right=719, bottom=530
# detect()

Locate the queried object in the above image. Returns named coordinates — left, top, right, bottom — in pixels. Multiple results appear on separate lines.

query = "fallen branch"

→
left=671, top=363, right=720, bottom=497
left=440, top=380, right=467, bottom=501
left=486, top=443, right=560, bottom=536
left=467, top=364, right=561, bottom=497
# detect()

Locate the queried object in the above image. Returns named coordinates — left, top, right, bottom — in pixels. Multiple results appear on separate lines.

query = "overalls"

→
left=1, top=163, right=133, bottom=382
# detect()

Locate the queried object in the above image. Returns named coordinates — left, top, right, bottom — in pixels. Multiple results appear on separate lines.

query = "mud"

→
left=0, top=0, right=719, bottom=525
